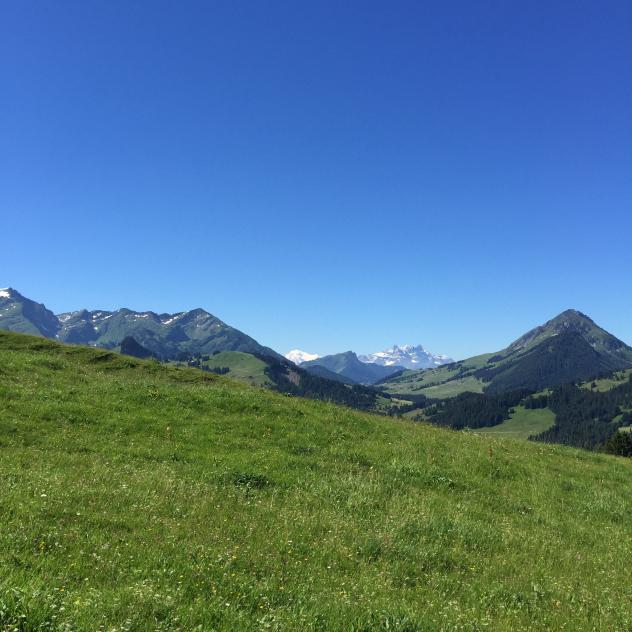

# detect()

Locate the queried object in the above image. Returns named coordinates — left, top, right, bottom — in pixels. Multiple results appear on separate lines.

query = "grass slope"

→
left=199, top=351, right=273, bottom=387
left=416, top=376, right=485, bottom=399
left=475, top=406, right=556, bottom=440
left=580, top=369, right=632, bottom=392
left=0, top=331, right=631, bottom=630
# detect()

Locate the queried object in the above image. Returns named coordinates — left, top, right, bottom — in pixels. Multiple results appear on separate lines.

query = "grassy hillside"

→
left=414, top=376, right=485, bottom=399
left=0, top=331, right=631, bottom=630
left=198, top=351, right=273, bottom=387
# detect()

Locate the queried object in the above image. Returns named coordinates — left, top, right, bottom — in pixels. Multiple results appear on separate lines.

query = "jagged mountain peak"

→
left=548, top=309, right=595, bottom=327
left=0, top=287, right=17, bottom=299
left=359, top=344, right=453, bottom=370
left=184, top=307, right=212, bottom=317
left=0, top=288, right=60, bottom=338
left=0, top=289, right=281, bottom=361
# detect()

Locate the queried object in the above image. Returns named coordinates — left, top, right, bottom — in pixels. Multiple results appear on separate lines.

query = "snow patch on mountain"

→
left=359, top=344, right=453, bottom=370
left=285, top=349, right=320, bottom=364
left=0, top=289, right=11, bottom=299
left=162, top=313, right=184, bottom=325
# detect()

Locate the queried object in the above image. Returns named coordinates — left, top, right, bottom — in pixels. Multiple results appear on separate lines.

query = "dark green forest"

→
left=419, top=371, right=632, bottom=453
left=258, top=354, right=384, bottom=410
left=423, top=390, right=532, bottom=430
left=529, top=377, right=632, bottom=449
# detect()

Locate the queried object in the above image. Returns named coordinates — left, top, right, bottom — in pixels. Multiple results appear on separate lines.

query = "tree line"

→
left=528, top=374, right=632, bottom=450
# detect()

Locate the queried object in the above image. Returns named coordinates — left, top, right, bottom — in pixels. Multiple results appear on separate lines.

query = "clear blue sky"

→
left=2, top=1, right=631, bottom=359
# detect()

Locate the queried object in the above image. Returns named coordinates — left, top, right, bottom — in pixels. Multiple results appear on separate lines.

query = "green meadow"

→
left=475, top=406, right=556, bottom=440
left=0, top=331, right=631, bottom=631
left=580, top=369, right=632, bottom=392
left=413, top=376, right=485, bottom=399
left=198, top=351, right=273, bottom=387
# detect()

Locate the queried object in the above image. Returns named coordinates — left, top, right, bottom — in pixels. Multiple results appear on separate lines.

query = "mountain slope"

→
left=0, top=288, right=60, bottom=337
left=55, top=307, right=283, bottom=360
left=119, top=336, right=156, bottom=359
left=506, top=309, right=632, bottom=365
left=0, top=330, right=630, bottom=630
left=301, top=351, right=403, bottom=384
left=481, top=331, right=627, bottom=394
left=381, top=310, right=632, bottom=399
left=296, top=363, right=357, bottom=384
left=0, top=289, right=282, bottom=361
left=0, top=290, right=382, bottom=409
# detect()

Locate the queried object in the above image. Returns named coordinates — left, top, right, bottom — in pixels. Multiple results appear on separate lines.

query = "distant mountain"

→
left=379, top=310, right=632, bottom=451
left=0, top=288, right=60, bottom=338
left=359, top=344, right=453, bottom=370
left=479, top=310, right=632, bottom=394
left=0, top=288, right=396, bottom=412
left=285, top=349, right=319, bottom=364
left=301, top=351, right=403, bottom=385
left=504, top=309, right=632, bottom=366
left=482, top=330, right=629, bottom=394
left=381, top=309, right=632, bottom=398
left=298, top=363, right=357, bottom=385
left=0, top=288, right=282, bottom=361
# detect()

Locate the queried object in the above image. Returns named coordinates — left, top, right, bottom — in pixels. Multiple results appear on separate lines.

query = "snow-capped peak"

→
left=285, top=349, right=319, bottom=364
left=0, top=288, right=11, bottom=299
left=359, top=344, right=453, bottom=370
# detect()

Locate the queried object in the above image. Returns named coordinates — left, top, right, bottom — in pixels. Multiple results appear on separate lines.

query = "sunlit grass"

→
left=580, top=368, right=632, bottom=392
left=0, top=331, right=630, bottom=630
left=475, top=406, right=555, bottom=440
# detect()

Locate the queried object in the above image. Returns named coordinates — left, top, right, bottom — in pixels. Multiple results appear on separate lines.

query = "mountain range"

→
left=286, top=344, right=453, bottom=385
left=4, top=289, right=631, bottom=397
left=0, top=288, right=393, bottom=411
left=0, top=288, right=281, bottom=361
left=359, top=344, right=453, bottom=369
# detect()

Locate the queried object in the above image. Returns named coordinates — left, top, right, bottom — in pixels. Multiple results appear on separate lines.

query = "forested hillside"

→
left=418, top=372, right=632, bottom=450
